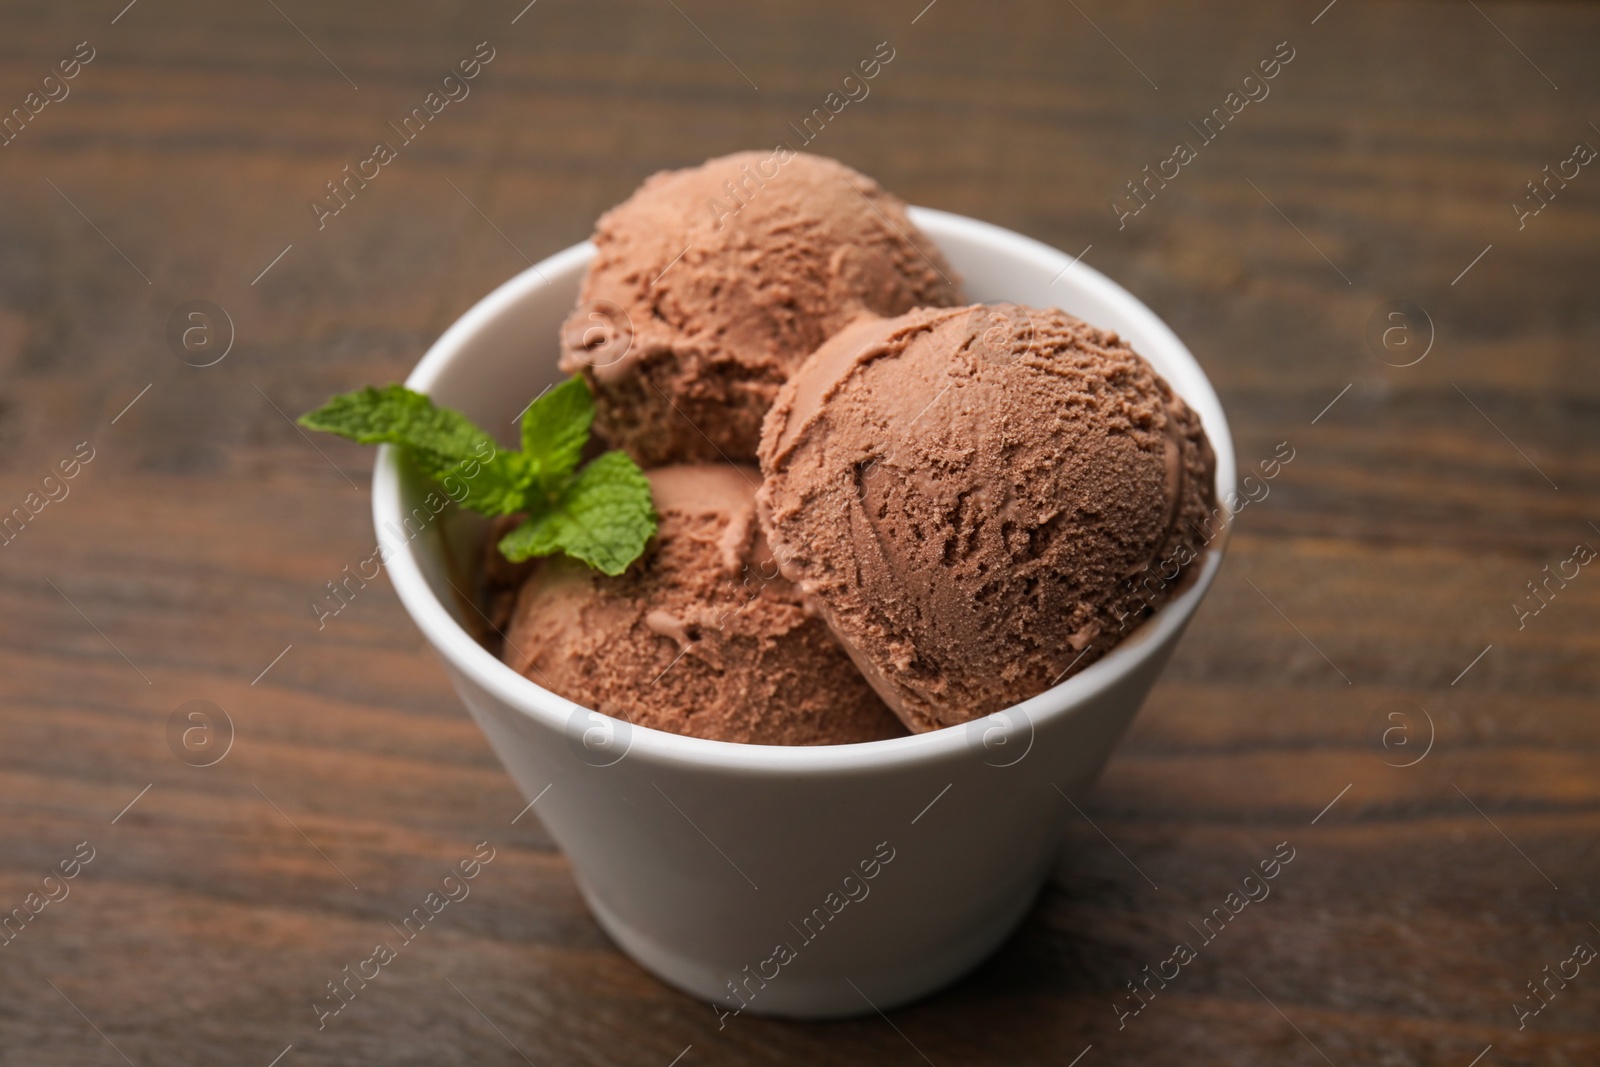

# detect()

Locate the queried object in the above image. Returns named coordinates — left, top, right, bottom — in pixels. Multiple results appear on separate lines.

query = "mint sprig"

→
left=300, top=377, right=657, bottom=576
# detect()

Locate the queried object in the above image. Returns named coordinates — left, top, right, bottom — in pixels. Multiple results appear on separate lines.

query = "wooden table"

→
left=2, top=1, right=1597, bottom=1063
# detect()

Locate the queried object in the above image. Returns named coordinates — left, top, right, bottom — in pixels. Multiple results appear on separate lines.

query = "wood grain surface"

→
left=1, top=1, right=1597, bottom=1064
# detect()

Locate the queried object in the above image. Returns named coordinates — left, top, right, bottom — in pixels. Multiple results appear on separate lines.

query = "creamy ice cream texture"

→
left=559, top=151, right=961, bottom=467
left=504, top=154, right=1216, bottom=744
left=501, top=464, right=905, bottom=746
left=757, top=304, right=1217, bottom=733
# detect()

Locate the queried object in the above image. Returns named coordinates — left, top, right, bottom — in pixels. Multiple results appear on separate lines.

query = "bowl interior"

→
left=377, top=209, right=1237, bottom=770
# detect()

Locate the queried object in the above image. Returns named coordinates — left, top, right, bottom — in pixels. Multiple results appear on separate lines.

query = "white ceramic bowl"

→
left=373, top=208, right=1235, bottom=1019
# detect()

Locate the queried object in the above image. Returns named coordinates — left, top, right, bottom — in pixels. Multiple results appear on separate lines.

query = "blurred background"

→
left=0, top=1, right=1596, bottom=1064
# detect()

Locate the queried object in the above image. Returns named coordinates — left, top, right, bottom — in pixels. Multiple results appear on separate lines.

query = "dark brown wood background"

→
left=1, top=0, right=1597, bottom=1064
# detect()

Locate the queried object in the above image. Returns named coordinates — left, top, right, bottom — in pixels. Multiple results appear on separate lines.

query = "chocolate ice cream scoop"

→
left=559, top=151, right=961, bottom=467
left=756, top=305, right=1218, bottom=733
left=501, top=464, right=905, bottom=746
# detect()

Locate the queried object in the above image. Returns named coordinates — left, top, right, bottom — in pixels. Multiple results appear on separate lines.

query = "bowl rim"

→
left=372, top=206, right=1236, bottom=775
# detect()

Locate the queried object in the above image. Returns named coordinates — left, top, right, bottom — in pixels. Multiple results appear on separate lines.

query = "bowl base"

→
left=576, top=870, right=1046, bottom=1020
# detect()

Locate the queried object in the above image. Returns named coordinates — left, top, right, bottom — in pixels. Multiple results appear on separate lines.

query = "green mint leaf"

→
left=440, top=450, right=533, bottom=517
left=299, top=384, right=488, bottom=467
left=301, top=377, right=658, bottom=575
left=498, top=450, right=657, bottom=575
left=520, top=376, right=594, bottom=491
left=298, top=384, right=532, bottom=516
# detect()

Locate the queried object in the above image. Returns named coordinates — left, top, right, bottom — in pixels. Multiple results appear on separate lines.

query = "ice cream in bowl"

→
left=342, top=152, right=1235, bottom=1018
